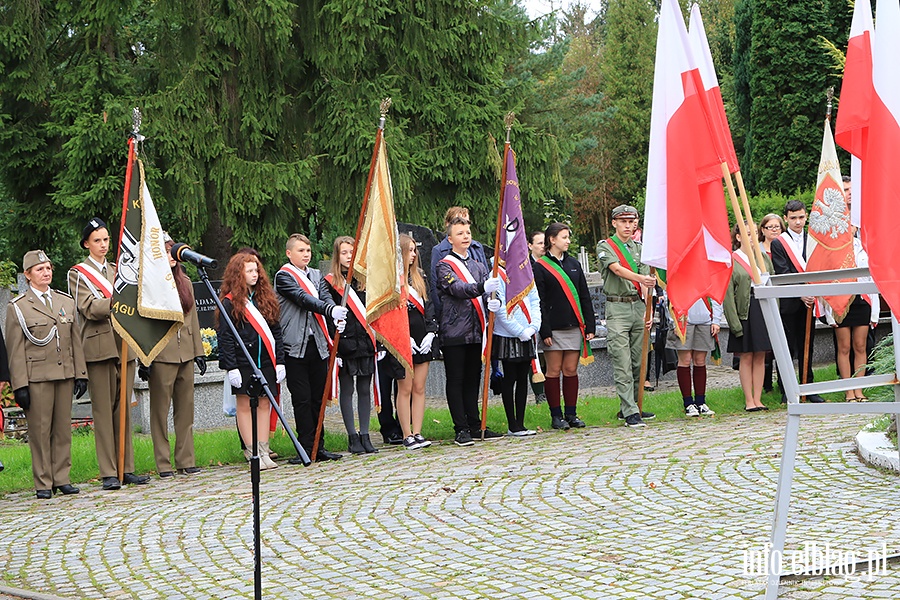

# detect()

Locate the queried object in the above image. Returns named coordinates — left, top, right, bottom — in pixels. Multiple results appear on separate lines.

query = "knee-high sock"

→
left=545, top=376, right=561, bottom=416
left=692, top=364, right=707, bottom=402
left=677, top=366, right=693, bottom=405
left=562, top=375, right=578, bottom=412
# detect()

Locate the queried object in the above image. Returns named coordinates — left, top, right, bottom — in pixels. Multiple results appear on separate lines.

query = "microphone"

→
left=171, top=243, right=218, bottom=269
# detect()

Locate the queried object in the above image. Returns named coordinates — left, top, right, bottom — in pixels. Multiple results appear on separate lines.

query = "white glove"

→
left=410, top=337, right=419, bottom=353
left=419, top=332, right=436, bottom=354
left=275, top=364, right=286, bottom=384
left=331, top=305, right=348, bottom=321
left=227, top=369, right=242, bottom=389
left=377, top=350, right=386, bottom=361
left=483, top=276, right=501, bottom=294
left=335, top=319, right=346, bottom=333
left=518, top=327, right=535, bottom=342
left=336, top=357, right=343, bottom=368
left=487, top=298, right=502, bottom=313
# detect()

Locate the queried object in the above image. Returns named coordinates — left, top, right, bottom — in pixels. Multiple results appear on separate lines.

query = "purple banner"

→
left=498, top=147, right=534, bottom=311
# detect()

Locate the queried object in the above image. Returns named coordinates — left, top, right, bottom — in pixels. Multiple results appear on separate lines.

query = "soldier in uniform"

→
left=68, top=217, right=150, bottom=490
left=6, top=250, right=88, bottom=499
left=596, top=205, right=658, bottom=427
left=139, top=238, right=207, bottom=478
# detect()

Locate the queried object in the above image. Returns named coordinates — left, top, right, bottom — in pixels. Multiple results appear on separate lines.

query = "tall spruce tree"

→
left=596, top=0, right=657, bottom=209
left=742, top=0, right=840, bottom=194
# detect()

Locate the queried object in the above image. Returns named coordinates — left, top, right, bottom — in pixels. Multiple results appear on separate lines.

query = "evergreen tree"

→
left=596, top=0, right=657, bottom=209
left=743, top=0, right=840, bottom=194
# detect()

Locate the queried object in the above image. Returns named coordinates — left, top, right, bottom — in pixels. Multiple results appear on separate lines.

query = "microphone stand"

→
left=197, top=265, right=310, bottom=600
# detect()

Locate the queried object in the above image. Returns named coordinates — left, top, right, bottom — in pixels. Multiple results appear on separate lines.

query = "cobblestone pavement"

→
left=1, top=410, right=898, bottom=600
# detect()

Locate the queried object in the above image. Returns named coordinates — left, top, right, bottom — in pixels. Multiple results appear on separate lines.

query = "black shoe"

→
left=348, top=433, right=365, bottom=455
left=551, top=415, right=571, bottom=430
left=781, top=394, right=788, bottom=404
left=359, top=434, right=379, bottom=453
left=619, top=410, right=655, bottom=420
left=53, top=484, right=80, bottom=495
left=288, top=456, right=306, bottom=465
left=806, top=394, right=826, bottom=403
left=177, top=467, right=202, bottom=475
left=565, top=414, right=586, bottom=428
left=102, top=477, right=121, bottom=490
left=316, top=450, right=343, bottom=461
left=535, top=393, right=547, bottom=405
left=384, top=432, right=405, bottom=445
left=123, top=473, right=150, bottom=485
left=478, top=428, right=504, bottom=440
left=624, top=413, right=646, bottom=427
left=36, top=489, right=52, bottom=500
left=454, top=430, right=475, bottom=446
left=159, top=471, right=176, bottom=478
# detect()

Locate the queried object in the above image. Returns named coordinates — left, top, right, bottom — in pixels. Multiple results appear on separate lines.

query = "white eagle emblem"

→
left=809, top=187, right=850, bottom=239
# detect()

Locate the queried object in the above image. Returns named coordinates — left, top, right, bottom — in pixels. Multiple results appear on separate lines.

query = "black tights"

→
left=501, top=359, right=530, bottom=432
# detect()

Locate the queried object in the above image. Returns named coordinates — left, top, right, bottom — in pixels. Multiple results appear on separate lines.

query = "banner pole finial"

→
left=826, top=86, right=834, bottom=121
left=504, top=112, right=515, bottom=144
left=379, top=98, right=392, bottom=129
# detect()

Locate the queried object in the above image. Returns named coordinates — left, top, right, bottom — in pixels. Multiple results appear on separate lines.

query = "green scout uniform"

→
left=597, top=236, right=650, bottom=419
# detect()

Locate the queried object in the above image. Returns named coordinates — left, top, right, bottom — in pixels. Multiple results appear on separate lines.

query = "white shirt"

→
left=87, top=256, right=109, bottom=274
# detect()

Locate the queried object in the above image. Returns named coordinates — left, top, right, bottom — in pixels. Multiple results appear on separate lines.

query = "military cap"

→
left=23, top=249, right=51, bottom=271
left=611, top=204, right=639, bottom=219
left=81, top=217, right=108, bottom=248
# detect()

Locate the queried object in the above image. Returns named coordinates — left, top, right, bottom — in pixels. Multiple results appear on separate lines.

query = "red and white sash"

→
left=279, top=263, right=333, bottom=350
left=732, top=250, right=753, bottom=276
left=408, top=286, right=425, bottom=316
left=72, top=262, right=113, bottom=299
left=322, top=274, right=381, bottom=410
left=776, top=234, right=825, bottom=317
left=441, top=254, right=486, bottom=331
left=777, top=232, right=807, bottom=272
left=225, top=293, right=281, bottom=432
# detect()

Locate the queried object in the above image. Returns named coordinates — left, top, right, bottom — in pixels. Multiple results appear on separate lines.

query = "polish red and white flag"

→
left=643, top=0, right=732, bottom=325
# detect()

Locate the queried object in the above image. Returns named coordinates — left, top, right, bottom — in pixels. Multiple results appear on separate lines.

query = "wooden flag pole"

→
left=636, top=268, right=656, bottom=413
left=721, top=163, right=762, bottom=284
left=479, top=112, right=515, bottom=439
left=734, top=170, right=768, bottom=273
left=311, top=98, right=392, bottom=462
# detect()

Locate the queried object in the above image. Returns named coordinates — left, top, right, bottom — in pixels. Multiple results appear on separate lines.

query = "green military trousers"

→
left=605, top=300, right=647, bottom=418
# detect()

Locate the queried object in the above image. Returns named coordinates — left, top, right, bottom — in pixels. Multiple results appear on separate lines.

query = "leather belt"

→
left=605, top=295, right=642, bottom=303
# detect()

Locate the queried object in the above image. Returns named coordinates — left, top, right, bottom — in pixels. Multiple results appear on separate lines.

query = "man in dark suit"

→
left=769, top=200, right=825, bottom=403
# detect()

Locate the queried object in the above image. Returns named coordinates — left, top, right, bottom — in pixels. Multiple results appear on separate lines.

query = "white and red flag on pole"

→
left=834, top=0, right=874, bottom=229
left=806, top=116, right=855, bottom=321
left=838, top=0, right=900, bottom=315
left=643, top=0, right=732, bottom=329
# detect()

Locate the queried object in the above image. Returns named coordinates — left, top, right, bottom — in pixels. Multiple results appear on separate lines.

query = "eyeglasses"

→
left=763, top=225, right=782, bottom=231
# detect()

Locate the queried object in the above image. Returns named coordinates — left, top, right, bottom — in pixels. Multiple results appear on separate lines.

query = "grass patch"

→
left=0, top=365, right=869, bottom=495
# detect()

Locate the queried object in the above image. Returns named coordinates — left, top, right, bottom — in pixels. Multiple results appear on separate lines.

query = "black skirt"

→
left=231, top=364, right=276, bottom=396
left=836, top=295, right=871, bottom=328
left=341, top=355, right=375, bottom=377
left=726, top=294, right=772, bottom=354
left=491, top=335, right=536, bottom=362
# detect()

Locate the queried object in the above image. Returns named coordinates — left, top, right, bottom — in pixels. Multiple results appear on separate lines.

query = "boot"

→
left=359, top=433, right=379, bottom=454
left=348, top=433, right=365, bottom=455
left=259, top=442, right=278, bottom=470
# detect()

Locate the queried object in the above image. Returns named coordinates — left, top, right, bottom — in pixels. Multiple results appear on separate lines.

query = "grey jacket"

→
left=436, top=252, right=490, bottom=347
left=275, top=265, right=337, bottom=360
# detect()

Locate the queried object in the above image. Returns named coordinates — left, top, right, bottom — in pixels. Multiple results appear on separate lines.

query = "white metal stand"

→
left=755, top=267, right=900, bottom=599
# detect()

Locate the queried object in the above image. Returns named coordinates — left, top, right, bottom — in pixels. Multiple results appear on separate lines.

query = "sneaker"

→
left=403, top=435, right=422, bottom=450
left=617, top=410, right=656, bottom=420
left=564, top=414, right=586, bottom=428
left=413, top=433, right=432, bottom=448
left=507, top=429, right=537, bottom=437
left=454, top=430, right=475, bottom=447
left=551, top=415, right=571, bottom=430
left=697, top=403, right=715, bottom=416
left=479, top=428, right=504, bottom=440
left=685, top=404, right=700, bottom=417
left=624, top=413, right=646, bottom=427
left=535, top=393, right=547, bottom=405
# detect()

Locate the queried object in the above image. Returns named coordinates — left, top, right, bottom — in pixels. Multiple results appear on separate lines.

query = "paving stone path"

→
left=0, top=410, right=898, bottom=600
